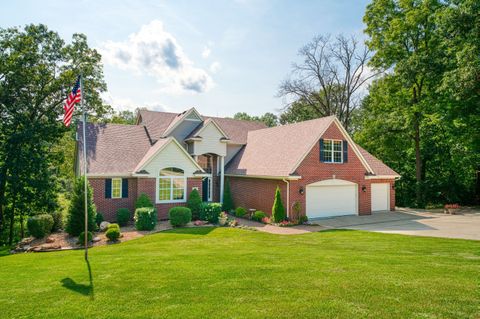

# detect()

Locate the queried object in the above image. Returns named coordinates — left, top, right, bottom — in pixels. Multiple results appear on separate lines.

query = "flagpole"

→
left=81, top=74, right=88, bottom=261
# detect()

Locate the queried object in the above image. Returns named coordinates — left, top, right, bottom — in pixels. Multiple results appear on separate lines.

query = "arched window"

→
left=157, top=167, right=186, bottom=202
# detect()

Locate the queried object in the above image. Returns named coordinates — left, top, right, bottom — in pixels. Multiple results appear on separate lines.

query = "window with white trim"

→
left=157, top=167, right=186, bottom=202
left=111, top=178, right=122, bottom=198
left=323, top=140, right=343, bottom=163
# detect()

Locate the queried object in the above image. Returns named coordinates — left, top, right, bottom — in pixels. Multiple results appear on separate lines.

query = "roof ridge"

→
left=248, top=115, right=336, bottom=134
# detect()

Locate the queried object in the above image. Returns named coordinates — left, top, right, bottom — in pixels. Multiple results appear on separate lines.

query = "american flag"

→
left=63, top=75, right=82, bottom=127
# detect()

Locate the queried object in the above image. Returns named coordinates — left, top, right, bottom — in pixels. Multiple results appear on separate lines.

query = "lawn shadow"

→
left=61, top=258, right=94, bottom=300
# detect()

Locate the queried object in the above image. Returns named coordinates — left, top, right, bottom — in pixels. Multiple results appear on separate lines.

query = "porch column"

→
left=220, top=155, right=225, bottom=203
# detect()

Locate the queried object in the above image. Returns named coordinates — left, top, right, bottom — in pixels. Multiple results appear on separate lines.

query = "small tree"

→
left=222, top=179, right=234, bottom=212
left=66, top=177, right=97, bottom=236
left=187, top=189, right=202, bottom=220
left=271, top=186, right=286, bottom=223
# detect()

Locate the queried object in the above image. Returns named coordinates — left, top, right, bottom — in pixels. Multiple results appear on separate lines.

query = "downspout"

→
left=282, top=178, right=290, bottom=218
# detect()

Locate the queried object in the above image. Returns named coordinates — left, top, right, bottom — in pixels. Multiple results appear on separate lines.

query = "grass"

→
left=0, top=228, right=479, bottom=318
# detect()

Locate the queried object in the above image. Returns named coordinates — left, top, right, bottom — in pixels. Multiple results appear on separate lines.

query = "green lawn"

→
left=0, top=228, right=479, bottom=318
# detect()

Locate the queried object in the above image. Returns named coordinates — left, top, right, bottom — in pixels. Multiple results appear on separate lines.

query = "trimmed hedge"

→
left=134, top=207, right=157, bottom=231
left=135, top=193, right=153, bottom=209
left=235, top=207, right=247, bottom=218
left=169, top=207, right=192, bottom=227
left=252, top=210, right=267, bottom=222
left=27, top=214, right=54, bottom=239
left=116, top=208, right=130, bottom=226
left=78, top=231, right=93, bottom=245
left=187, top=189, right=202, bottom=220
left=199, top=202, right=222, bottom=223
left=106, top=227, right=120, bottom=241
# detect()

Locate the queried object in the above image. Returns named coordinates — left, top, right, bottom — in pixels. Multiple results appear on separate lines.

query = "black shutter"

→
left=343, top=140, right=348, bottom=163
left=319, top=139, right=324, bottom=162
left=105, top=179, right=112, bottom=198
left=122, top=179, right=128, bottom=198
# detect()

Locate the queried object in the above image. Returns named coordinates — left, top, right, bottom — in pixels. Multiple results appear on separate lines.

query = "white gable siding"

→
left=193, top=122, right=227, bottom=156
left=143, top=141, right=199, bottom=177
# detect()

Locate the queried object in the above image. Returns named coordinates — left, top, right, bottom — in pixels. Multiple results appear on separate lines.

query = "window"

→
left=157, top=167, right=186, bottom=202
left=322, top=140, right=343, bottom=163
left=112, top=178, right=122, bottom=198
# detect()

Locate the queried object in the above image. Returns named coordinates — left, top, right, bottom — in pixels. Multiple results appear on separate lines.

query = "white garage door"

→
left=306, top=179, right=358, bottom=219
left=371, top=183, right=390, bottom=212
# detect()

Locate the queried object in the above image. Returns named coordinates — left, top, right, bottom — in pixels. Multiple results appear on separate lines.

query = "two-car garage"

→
left=306, top=179, right=391, bottom=219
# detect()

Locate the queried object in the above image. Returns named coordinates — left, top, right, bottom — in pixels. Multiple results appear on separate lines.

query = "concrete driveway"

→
left=312, top=208, right=480, bottom=240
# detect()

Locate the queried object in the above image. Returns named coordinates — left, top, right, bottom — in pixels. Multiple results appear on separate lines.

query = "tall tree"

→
left=233, top=112, right=278, bottom=127
left=0, top=24, right=108, bottom=243
left=364, top=0, right=444, bottom=206
left=278, top=34, right=377, bottom=131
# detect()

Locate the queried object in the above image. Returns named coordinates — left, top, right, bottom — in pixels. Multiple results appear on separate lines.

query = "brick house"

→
left=76, top=107, right=399, bottom=221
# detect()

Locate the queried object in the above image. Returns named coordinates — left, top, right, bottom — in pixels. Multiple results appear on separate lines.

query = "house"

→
left=75, top=107, right=400, bottom=221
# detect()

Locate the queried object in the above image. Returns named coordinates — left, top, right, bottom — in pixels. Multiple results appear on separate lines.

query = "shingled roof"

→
left=138, top=109, right=266, bottom=144
left=356, top=145, right=400, bottom=177
left=77, top=123, right=152, bottom=175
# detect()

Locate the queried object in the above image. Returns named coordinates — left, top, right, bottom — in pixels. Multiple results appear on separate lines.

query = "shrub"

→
left=271, top=186, right=286, bottom=222
left=222, top=179, right=234, bottom=212
left=108, top=223, right=120, bottom=230
left=50, top=211, right=63, bottom=232
left=66, top=177, right=97, bottom=236
left=299, top=215, right=308, bottom=224
left=78, top=231, right=93, bottom=245
left=135, top=193, right=153, bottom=209
left=27, top=214, right=54, bottom=239
left=95, top=212, right=104, bottom=226
left=292, top=201, right=301, bottom=221
left=187, top=189, right=202, bottom=220
left=252, top=210, right=267, bottom=222
left=235, top=207, right=247, bottom=218
left=169, top=207, right=192, bottom=227
left=116, top=208, right=130, bottom=226
left=199, top=202, right=222, bottom=223
left=105, top=227, right=120, bottom=241
left=134, top=207, right=157, bottom=231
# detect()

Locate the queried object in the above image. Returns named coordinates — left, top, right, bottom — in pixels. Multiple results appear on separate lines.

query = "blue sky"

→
left=1, top=0, right=370, bottom=117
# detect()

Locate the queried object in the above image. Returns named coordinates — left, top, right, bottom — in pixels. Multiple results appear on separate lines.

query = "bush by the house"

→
left=199, top=202, right=222, bottom=223
left=66, top=176, right=97, bottom=236
left=291, top=201, right=301, bottom=222
left=252, top=210, right=267, bottom=222
left=105, top=227, right=120, bottom=241
left=169, top=207, right=192, bottom=227
left=135, top=193, right=153, bottom=209
left=108, top=223, right=120, bottom=230
left=272, top=186, right=286, bottom=223
left=95, top=212, right=104, bottom=226
left=134, top=207, right=157, bottom=231
left=235, top=207, right=247, bottom=218
left=187, top=189, right=202, bottom=220
left=78, top=231, right=93, bottom=245
left=27, top=214, right=54, bottom=239
left=50, top=211, right=63, bottom=232
left=299, top=215, right=308, bottom=224
left=222, top=179, right=234, bottom=212
left=116, top=208, right=130, bottom=226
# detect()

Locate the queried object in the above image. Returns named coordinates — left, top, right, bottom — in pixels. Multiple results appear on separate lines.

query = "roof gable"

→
left=162, top=107, right=202, bottom=137
left=186, top=118, right=229, bottom=140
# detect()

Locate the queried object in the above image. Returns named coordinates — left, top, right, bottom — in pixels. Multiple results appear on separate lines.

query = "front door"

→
left=202, top=176, right=212, bottom=202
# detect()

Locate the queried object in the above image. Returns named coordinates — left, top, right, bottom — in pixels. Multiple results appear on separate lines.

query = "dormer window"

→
left=320, top=139, right=348, bottom=163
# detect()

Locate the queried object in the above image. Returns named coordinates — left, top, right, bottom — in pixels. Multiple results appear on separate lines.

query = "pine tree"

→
left=187, top=188, right=202, bottom=220
left=271, top=186, right=286, bottom=222
left=66, top=177, right=97, bottom=236
left=222, top=179, right=234, bottom=212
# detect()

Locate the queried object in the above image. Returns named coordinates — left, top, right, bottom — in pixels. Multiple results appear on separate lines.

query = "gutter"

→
left=282, top=178, right=290, bottom=218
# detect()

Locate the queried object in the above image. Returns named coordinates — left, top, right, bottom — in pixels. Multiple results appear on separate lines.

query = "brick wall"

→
left=228, top=122, right=396, bottom=218
left=89, top=178, right=137, bottom=221
left=228, top=177, right=287, bottom=216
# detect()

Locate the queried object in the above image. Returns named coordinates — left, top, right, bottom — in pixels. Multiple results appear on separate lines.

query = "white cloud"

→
left=209, top=62, right=221, bottom=73
left=201, top=46, right=211, bottom=58
left=100, top=20, right=213, bottom=94
left=101, top=92, right=170, bottom=112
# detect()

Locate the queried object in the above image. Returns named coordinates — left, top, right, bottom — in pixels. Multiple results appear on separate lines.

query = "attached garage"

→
left=371, top=183, right=390, bottom=212
left=306, top=179, right=358, bottom=219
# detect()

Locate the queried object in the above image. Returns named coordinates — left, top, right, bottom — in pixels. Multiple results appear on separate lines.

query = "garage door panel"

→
left=306, top=184, right=357, bottom=218
left=371, top=183, right=389, bottom=212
